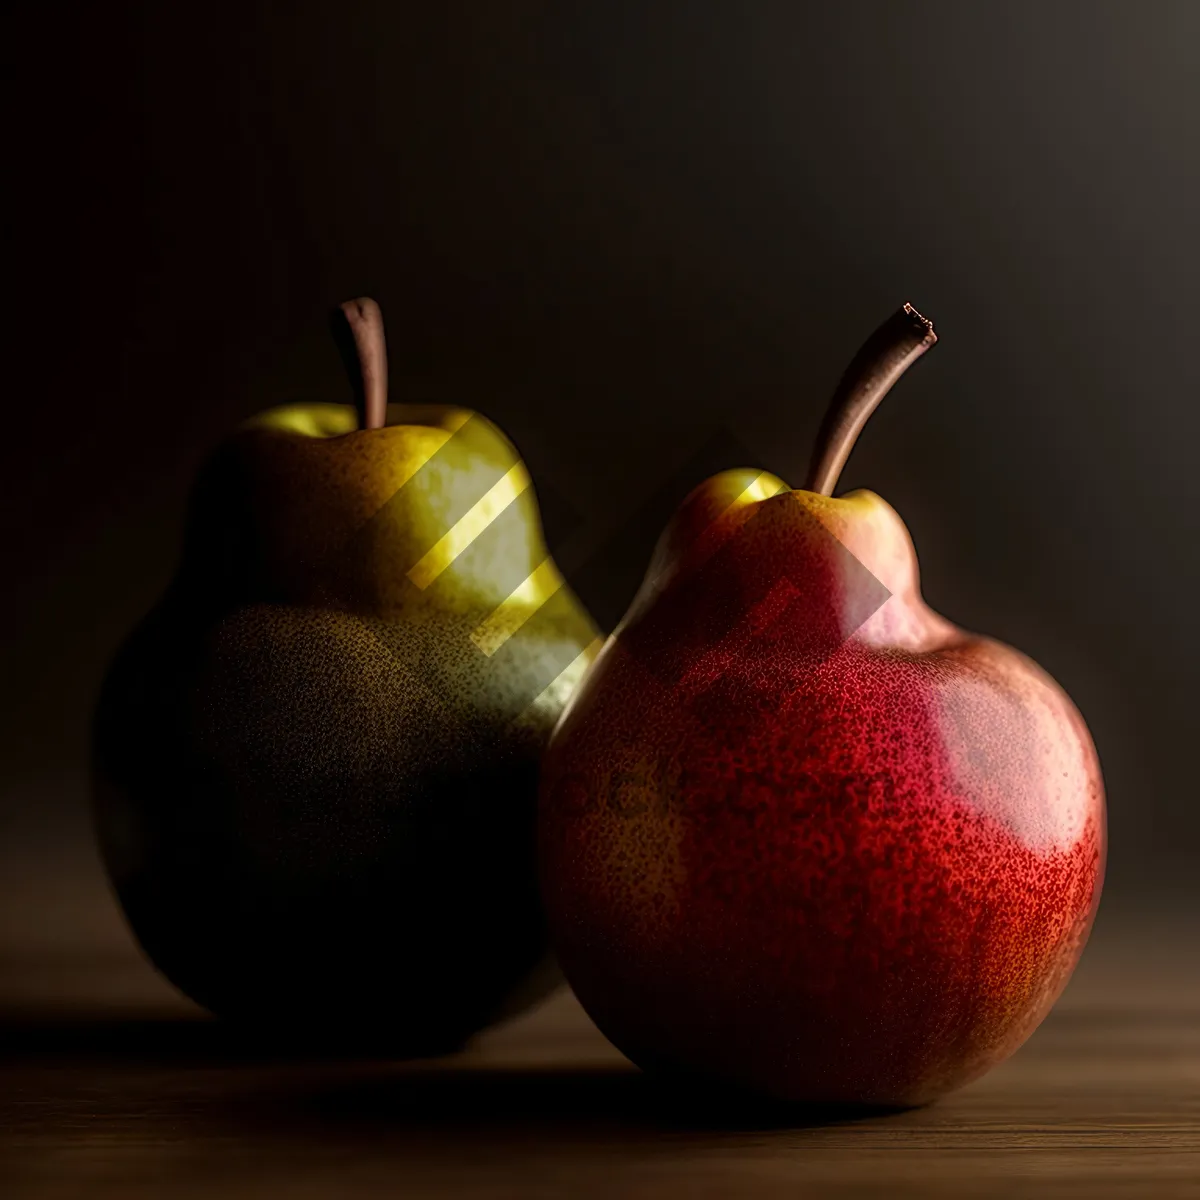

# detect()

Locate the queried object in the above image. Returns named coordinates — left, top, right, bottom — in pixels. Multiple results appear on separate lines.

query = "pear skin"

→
left=539, top=307, right=1104, bottom=1105
left=94, top=304, right=600, bottom=1050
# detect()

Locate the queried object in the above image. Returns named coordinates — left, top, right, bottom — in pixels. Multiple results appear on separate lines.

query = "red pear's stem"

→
left=804, top=303, right=937, bottom=497
left=332, top=297, right=388, bottom=430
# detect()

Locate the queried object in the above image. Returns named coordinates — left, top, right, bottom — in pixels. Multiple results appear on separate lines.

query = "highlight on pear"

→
left=92, top=298, right=602, bottom=1052
left=538, top=305, right=1104, bottom=1106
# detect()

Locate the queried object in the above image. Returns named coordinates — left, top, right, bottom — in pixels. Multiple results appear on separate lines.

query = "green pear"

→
left=93, top=299, right=601, bottom=1051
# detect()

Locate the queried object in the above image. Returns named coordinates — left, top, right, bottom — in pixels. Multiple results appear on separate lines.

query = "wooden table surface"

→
left=1, top=832, right=1197, bottom=1199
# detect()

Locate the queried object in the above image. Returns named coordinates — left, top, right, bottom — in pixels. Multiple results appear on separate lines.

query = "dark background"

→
left=5, top=0, right=1198, bottom=961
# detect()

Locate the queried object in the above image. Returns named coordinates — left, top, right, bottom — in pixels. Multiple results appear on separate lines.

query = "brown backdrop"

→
left=5, top=3, right=1198, bottom=944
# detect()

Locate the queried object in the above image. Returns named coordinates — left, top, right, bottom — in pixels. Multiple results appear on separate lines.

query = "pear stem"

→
left=804, top=303, right=937, bottom=497
left=331, top=297, right=388, bottom=430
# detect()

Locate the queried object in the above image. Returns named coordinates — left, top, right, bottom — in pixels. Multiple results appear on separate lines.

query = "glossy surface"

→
left=94, top=402, right=601, bottom=1049
left=540, top=473, right=1104, bottom=1104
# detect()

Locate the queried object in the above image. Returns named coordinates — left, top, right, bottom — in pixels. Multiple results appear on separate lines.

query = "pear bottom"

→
left=94, top=600, right=568, bottom=1053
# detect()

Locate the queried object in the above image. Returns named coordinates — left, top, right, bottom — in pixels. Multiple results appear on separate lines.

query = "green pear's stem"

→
left=804, top=303, right=937, bottom=497
left=331, top=297, right=388, bottom=430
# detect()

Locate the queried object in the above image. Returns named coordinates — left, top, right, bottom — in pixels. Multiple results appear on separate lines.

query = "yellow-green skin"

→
left=93, top=403, right=600, bottom=1050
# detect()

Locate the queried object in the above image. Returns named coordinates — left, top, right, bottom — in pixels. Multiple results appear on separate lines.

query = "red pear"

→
left=538, top=306, right=1104, bottom=1106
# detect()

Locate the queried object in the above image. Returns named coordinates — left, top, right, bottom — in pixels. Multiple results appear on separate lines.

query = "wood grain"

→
left=0, top=828, right=1196, bottom=1199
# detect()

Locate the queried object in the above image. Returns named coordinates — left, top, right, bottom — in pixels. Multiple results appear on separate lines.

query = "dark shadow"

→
left=300, top=1064, right=909, bottom=1135
left=0, top=1012, right=907, bottom=1135
left=0, top=1012, right=466, bottom=1066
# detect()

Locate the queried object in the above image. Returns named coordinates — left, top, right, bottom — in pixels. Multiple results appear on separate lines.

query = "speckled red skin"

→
left=539, top=475, right=1104, bottom=1106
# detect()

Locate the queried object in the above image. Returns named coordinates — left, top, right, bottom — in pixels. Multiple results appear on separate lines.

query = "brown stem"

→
left=330, top=297, right=388, bottom=430
left=804, top=303, right=937, bottom=496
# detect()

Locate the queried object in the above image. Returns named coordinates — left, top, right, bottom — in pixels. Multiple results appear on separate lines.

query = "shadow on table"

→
left=0, top=1011, right=906, bottom=1135
left=303, top=1064, right=908, bottom=1133
left=0, top=1010, right=466, bottom=1064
